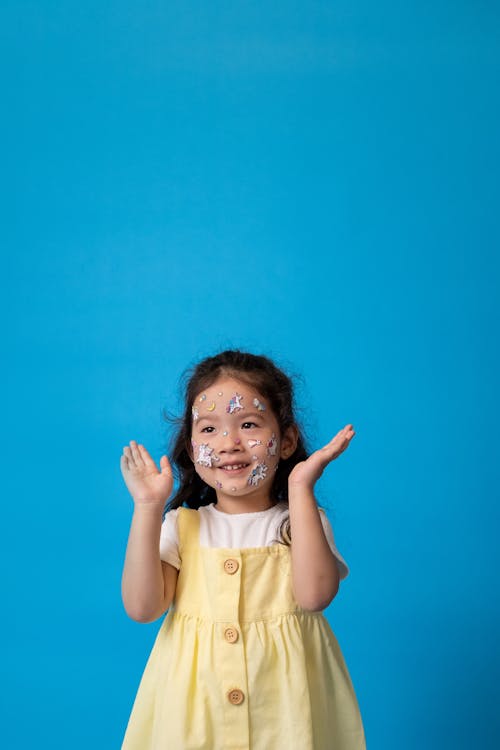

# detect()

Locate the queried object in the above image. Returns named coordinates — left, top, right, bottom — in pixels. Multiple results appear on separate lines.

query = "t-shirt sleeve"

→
left=318, top=509, right=350, bottom=581
left=159, top=508, right=181, bottom=570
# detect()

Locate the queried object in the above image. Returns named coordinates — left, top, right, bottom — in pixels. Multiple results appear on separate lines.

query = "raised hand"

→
left=288, top=424, right=355, bottom=488
left=120, top=440, right=174, bottom=507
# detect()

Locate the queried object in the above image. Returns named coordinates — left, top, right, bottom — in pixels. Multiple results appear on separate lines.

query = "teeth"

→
left=221, top=464, right=247, bottom=471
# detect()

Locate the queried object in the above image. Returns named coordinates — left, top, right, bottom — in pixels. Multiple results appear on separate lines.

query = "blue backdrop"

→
left=2, top=2, right=499, bottom=748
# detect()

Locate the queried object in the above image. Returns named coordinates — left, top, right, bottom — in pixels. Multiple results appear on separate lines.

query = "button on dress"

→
left=121, top=507, right=367, bottom=750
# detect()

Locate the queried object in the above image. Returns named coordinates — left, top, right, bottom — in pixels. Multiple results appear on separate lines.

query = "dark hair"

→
left=162, top=350, right=310, bottom=544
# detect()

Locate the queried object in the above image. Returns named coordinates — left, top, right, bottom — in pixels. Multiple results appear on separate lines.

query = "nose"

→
left=219, top=432, right=242, bottom=450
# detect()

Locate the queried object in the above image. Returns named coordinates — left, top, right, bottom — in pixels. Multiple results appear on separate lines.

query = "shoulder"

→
left=162, top=505, right=199, bottom=523
left=317, top=508, right=350, bottom=580
left=161, top=506, right=181, bottom=530
left=159, top=507, right=183, bottom=569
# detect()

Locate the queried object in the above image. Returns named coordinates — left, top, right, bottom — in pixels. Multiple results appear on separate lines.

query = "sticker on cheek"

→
left=227, top=393, right=243, bottom=413
left=266, top=434, right=278, bottom=456
left=192, top=407, right=199, bottom=421
left=252, top=398, right=266, bottom=411
left=247, top=439, right=262, bottom=449
left=196, top=443, right=216, bottom=467
left=216, top=480, right=223, bottom=489
left=247, top=462, right=268, bottom=486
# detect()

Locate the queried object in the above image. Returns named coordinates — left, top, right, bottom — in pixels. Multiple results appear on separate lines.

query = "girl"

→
left=120, top=350, right=366, bottom=750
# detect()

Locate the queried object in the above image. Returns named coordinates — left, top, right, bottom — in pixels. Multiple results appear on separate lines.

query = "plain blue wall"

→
left=2, top=2, right=499, bottom=748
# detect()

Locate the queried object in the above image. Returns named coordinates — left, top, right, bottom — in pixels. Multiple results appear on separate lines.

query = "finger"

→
left=129, top=440, right=144, bottom=466
left=327, top=427, right=354, bottom=448
left=318, top=437, right=349, bottom=460
left=123, top=446, right=135, bottom=465
left=322, top=434, right=346, bottom=452
left=138, top=444, right=157, bottom=469
left=160, top=455, right=172, bottom=474
left=121, top=454, right=136, bottom=478
left=124, top=445, right=141, bottom=468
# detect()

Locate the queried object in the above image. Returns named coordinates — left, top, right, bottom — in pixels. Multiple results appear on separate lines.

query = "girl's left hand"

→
left=288, top=424, right=355, bottom=488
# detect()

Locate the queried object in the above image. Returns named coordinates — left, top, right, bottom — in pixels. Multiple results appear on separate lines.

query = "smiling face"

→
left=190, top=376, right=296, bottom=510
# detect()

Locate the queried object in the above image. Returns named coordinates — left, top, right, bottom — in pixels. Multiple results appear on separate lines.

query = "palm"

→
left=289, top=425, right=355, bottom=487
left=120, top=441, right=173, bottom=506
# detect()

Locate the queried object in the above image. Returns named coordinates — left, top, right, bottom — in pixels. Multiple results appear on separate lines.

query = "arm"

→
left=120, top=441, right=176, bottom=623
left=288, top=488, right=339, bottom=611
left=121, top=504, right=176, bottom=622
left=287, top=424, right=355, bottom=612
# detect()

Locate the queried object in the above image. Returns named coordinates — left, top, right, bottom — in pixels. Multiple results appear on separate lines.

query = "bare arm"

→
left=120, top=441, right=176, bottom=622
left=121, top=504, right=176, bottom=622
left=288, top=424, right=355, bottom=611
left=288, top=488, right=339, bottom=611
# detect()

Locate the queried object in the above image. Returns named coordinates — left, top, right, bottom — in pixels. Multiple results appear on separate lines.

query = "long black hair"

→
left=162, top=350, right=310, bottom=542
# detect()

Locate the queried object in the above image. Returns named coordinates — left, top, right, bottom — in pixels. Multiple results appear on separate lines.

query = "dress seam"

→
left=167, top=608, right=324, bottom=624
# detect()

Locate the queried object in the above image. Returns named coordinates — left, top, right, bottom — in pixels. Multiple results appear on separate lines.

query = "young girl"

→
left=120, top=350, right=366, bottom=750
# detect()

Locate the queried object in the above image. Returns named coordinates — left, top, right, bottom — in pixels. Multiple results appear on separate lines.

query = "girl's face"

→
left=190, top=376, right=296, bottom=506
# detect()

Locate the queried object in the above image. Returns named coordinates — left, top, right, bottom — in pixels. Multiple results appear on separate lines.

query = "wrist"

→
left=288, top=481, right=316, bottom=498
left=133, top=501, right=165, bottom=516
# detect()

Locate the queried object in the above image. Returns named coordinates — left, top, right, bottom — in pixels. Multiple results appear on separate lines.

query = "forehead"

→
left=191, top=376, right=280, bottom=432
left=193, top=376, right=264, bottom=403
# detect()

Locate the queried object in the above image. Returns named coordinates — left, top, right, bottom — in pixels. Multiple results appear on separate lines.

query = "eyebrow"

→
left=196, top=411, right=264, bottom=425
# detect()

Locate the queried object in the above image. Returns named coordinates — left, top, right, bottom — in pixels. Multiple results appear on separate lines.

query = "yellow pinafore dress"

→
left=122, top=507, right=366, bottom=750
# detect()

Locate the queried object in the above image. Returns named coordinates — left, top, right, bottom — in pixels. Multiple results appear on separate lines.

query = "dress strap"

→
left=177, top=506, right=201, bottom=557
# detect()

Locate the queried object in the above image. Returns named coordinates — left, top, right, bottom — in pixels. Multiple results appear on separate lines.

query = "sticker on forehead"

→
left=192, top=407, right=199, bottom=421
left=248, top=439, right=262, bottom=449
left=266, top=434, right=278, bottom=456
left=248, top=462, right=268, bottom=486
left=196, top=444, right=216, bottom=467
left=199, top=394, right=207, bottom=402
left=227, top=393, right=243, bottom=413
left=207, top=401, right=216, bottom=412
left=252, top=398, right=266, bottom=411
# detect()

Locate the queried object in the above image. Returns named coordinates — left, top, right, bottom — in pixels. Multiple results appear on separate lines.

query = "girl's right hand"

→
left=120, top=440, right=174, bottom=508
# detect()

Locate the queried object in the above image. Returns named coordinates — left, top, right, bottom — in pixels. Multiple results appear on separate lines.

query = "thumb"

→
left=160, top=455, right=171, bottom=473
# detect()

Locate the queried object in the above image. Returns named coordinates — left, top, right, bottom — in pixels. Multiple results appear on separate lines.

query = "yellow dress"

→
left=121, top=507, right=367, bottom=750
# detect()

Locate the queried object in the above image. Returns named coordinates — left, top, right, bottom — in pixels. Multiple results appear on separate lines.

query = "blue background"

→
left=2, top=1, right=499, bottom=748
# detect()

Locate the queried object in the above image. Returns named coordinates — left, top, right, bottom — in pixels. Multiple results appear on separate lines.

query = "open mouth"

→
left=218, top=463, right=250, bottom=473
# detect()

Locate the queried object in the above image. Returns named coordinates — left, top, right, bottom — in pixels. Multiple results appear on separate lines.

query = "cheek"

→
left=246, top=437, right=280, bottom=478
left=266, top=433, right=278, bottom=456
left=192, top=440, right=220, bottom=468
left=247, top=433, right=279, bottom=460
left=193, top=461, right=218, bottom=488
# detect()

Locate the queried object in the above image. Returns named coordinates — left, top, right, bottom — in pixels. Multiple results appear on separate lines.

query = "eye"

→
left=201, top=426, right=215, bottom=433
left=242, top=421, right=258, bottom=429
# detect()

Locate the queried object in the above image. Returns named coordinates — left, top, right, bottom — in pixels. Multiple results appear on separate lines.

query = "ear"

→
left=280, top=425, right=299, bottom=460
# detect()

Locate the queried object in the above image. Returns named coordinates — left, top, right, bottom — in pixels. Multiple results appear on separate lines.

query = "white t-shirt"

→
left=159, top=501, right=349, bottom=581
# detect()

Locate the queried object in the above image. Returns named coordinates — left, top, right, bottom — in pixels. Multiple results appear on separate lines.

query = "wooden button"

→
left=227, top=688, right=245, bottom=705
left=223, top=558, right=239, bottom=574
left=224, top=627, right=239, bottom=643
